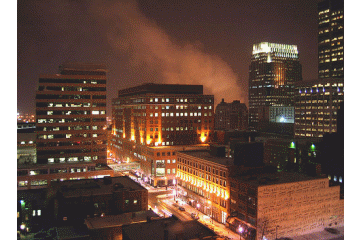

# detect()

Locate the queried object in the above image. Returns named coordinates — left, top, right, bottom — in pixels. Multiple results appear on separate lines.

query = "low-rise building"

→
left=228, top=172, right=344, bottom=240
left=122, top=216, right=218, bottom=240
left=176, top=148, right=233, bottom=224
left=47, top=176, right=148, bottom=224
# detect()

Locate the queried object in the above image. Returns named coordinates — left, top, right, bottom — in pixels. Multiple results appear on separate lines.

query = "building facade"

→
left=318, top=0, right=344, bottom=79
left=110, top=83, right=214, bottom=186
left=214, top=99, right=248, bottom=131
left=248, top=42, right=302, bottom=130
left=17, top=163, right=114, bottom=190
left=176, top=149, right=233, bottom=224
left=47, top=176, right=148, bottom=224
left=294, top=78, right=344, bottom=138
left=35, top=63, right=108, bottom=165
left=228, top=172, right=344, bottom=240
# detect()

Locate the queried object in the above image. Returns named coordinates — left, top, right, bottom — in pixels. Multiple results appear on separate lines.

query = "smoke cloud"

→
left=91, top=0, right=245, bottom=105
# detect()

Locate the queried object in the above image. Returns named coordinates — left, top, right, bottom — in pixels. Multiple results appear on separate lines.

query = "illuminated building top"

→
left=252, top=42, right=299, bottom=61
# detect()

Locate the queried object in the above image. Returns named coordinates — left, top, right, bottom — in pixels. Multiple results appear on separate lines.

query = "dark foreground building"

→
left=46, top=176, right=148, bottom=225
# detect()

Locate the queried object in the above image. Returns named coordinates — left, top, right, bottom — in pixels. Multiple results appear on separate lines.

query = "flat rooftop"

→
left=235, top=171, right=327, bottom=187
left=52, top=176, right=146, bottom=198
left=122, top=217, right=217, bottom=240
left=178, top=150, right=234, bottom=166
left=85, top=210, right=159, bottom=230
left=117, top=83, right=204, bottom=97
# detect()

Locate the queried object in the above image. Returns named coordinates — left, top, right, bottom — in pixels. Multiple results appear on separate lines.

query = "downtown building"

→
left=248, top=42, right=302, bottom=131
left=18, top=63, right=114, bottom=190
left=176, top=147, right=233, bottom=225
left=294, top=78, right=344, bottom=138
left=110, top=83, right=214, bottom=187
left=318, top=0, right=344, bottom=79
left=214, top=99, right=248, bottom=131
left=227, top=171, right=343, bottom=240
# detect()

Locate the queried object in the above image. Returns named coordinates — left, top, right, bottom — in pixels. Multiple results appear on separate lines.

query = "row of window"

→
left=38, top=86, right=106, bottom=92
left=39, top=79, right=106, bottom=84
left=36, top=102, right=106, bottom=108
left=36, top=94, right=106, bottom=100
left=37, top=118, right=105, bottom=124
left=38, top=125, right=103, bottom=132
left=38, top=133, right=105, bottom=139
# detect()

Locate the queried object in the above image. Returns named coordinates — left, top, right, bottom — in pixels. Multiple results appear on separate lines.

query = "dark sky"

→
left=17, top=0, right=321, bottom=115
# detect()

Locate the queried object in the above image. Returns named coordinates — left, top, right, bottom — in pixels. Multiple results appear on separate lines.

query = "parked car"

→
left=178, top=206, right=185, bottom=211
left=190, top=213, right=199, bottom=220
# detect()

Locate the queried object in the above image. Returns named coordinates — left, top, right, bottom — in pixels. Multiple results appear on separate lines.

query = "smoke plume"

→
left=91, top=0, right=245, bottom=105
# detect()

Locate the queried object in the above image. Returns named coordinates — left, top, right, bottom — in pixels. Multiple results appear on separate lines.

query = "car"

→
left=178, top=206, right=185, bottom=211
left=190, top=213, right=199, bottom=220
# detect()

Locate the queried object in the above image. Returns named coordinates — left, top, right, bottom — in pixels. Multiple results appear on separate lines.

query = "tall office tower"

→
left=318, top=0, right=344, bottom=78
left=248, top=42, right=302, bottom=130
left=294, top=78, right=344, bottom=138
left=110, top=83, right=214, bottom=186
left=214, top=99, right=248, bottom=131
left=35, top=63, right=108, bottom=165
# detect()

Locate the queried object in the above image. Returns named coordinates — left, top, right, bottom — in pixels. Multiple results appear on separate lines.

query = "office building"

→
left=318, top=0, right=344, bottom=78
left=176, top=149, right=233, bottom=224
left=214, top=99, right=248, bottom=131
left=248, top=42, right=302, bottom=130
left=18, top=63, right=112, bottom=190
left=227, top=172, right=343, bottom=240
left=35, top=63, right=107, bottom=164
left=294, top=78, right=344, bottom=138
left=110, top=83, right=214, bottom=186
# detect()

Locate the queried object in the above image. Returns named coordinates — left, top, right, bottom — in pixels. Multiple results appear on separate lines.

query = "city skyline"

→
left=18, top=0, right=323, bottom=115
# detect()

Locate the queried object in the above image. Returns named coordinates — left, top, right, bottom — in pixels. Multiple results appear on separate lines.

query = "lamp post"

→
left=238, top=226, right=244, bottom=240
left=207, top=200, right=213, bottom=224
left=173, top=179, right=177, bottom=201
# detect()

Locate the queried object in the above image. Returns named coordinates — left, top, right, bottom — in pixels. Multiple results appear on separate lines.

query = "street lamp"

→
left=207, top=200, right=213, bottom=224
left=238, top=226, right=244, bottom=240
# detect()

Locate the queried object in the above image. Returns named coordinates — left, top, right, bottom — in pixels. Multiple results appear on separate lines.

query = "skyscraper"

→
left=35, top=63, right=108, bottom=165
left=318, top=0, right=344, bottom=78
left=294, top=78, right=344, bottom=138
left=248, top=42, right=302, bottom=130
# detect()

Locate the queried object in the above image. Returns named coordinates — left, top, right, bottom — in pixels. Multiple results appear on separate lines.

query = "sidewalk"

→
left=164, top=197, right=240, bottom=239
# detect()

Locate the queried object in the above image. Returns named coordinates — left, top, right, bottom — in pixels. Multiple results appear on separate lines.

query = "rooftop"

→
left=122, top=217, right=217, bottom=240
left=51, top=176, right=146, bottom=198
left=117, top=83, right=204, bottom=97
left=85, top=210, right=159, bottom=230
left=178, top=150, right=234, bottom=166
left=234, top=171, right=327, bottom=187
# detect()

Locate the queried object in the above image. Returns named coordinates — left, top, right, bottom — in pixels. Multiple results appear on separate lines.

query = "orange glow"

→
left=131, top=135, right=135, bottom=141
left=123, top=133, right=126, bottom=138
left=207, top=200, right=211, bottom=205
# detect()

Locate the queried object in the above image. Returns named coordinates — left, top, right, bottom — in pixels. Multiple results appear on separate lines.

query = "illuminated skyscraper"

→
left=318, top=0, right=344, bottom=78
left=248, top=42, right=302, bottom=130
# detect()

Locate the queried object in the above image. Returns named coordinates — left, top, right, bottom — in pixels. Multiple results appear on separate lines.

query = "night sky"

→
left=18, top=0, right=321, bottom=115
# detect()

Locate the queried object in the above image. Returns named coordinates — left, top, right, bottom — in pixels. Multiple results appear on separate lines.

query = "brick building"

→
left=228, top=172, right=344, bottom=240
left=110, top=83, right=214, bottom=186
